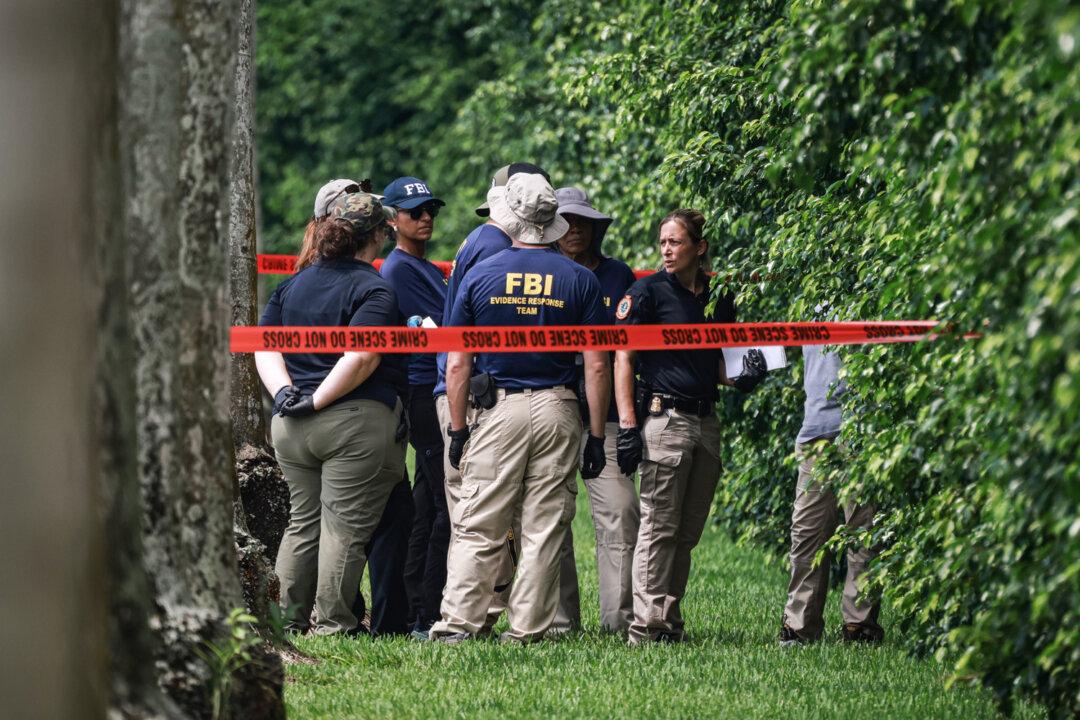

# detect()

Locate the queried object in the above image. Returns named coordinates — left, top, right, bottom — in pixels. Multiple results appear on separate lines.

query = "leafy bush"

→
left=258, top=0, right=1079, bottom=714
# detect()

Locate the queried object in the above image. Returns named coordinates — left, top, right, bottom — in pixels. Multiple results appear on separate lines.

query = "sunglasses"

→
left=404, top=203, right=440, bottom=220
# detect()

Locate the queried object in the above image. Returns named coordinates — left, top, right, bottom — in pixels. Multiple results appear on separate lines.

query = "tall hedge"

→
left=258, top=0, right=1079, bottom=714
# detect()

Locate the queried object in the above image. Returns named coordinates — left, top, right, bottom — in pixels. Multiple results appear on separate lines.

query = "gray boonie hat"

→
left=555, top=186, right=614, bottom=250
left=487, top=173, right=569, bottom=246
left=475, top=162, right=551, bottom=217
left=327, top=192, right=394, bottom=232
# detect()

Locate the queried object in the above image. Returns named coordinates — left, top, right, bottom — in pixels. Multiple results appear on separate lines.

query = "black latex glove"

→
left=280, top=393, right=315, bottom=418
left=580, top=434, right=607, bottom=480
left=447, top=425, right=471, bottom=470
left=733, top=349, right=768, bottom=393
left=616, top=426, right=643, bottom=476
left=272, top=385, right=300, bottom=416
left=395, top=408, right=409, bottom=443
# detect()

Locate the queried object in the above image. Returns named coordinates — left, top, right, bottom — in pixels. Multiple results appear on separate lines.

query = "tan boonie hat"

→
left=475, top=162, right=551, bottom=216
left=487, top=173, right=569, bottom=245
left=327, top=192, right=394, bottom=232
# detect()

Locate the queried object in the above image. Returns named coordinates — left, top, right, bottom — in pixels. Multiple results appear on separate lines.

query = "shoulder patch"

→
left=615, top=294, right=633, bottom=320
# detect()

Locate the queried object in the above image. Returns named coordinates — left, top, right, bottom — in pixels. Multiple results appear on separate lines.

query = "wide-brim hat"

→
left=475, top=162, right=551, bottom=217
left=487, top=173, right=569, bottom=246
left=555, top=186, right=613, bottom=248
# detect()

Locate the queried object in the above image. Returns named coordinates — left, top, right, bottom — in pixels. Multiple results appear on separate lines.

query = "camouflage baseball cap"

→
left=327, top=192, right=395, bottom=231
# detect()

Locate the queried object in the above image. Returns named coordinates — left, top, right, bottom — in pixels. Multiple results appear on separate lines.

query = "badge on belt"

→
left=649, top=395, right=663, bottom=416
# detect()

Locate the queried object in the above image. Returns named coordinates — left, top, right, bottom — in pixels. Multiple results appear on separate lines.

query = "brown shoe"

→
left=778, top=624, right=807, bottom=648
left=841, top=622, right=884, bottom=645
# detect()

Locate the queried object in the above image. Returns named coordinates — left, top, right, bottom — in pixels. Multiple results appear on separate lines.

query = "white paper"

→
left=420, top=316, right=438, bottom=329
left=723, top=346, right=788, bottom=378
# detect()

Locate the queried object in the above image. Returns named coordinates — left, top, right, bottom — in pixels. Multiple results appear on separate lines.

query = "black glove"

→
left=447, top=425, right=471, bottom=470
left=272, top=385, right=300, bottom=416
left=616, top=426, right=643, bottom=476
left=733, top=349, right=768, bottom=393
left=280, top=393, right=315, bottom=418
left=580, top=434, right=606, bottom=480
left=395, top=408, right=409, bottom=443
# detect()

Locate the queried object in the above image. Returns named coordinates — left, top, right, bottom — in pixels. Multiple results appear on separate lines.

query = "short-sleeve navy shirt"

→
left=588, top=256, right=637, bottom=421
left=380, top=248, right=446, bottom=386
left=615, top=270, right=736, bottom=401
left=434, top=223, right=513, bottom=395
left=259, top=258, right=405, bottom=409
left=449, top=247, right=606, bottom=389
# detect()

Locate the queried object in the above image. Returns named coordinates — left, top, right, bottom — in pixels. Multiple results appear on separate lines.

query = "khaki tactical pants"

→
left=437, top=392, right=579, bottom=633
left=272, top=399, right=406, bottom=635
left=578, top=422, right=639, bottom=632
left=783, top=439, right=879, bottom=640
left=629, top=409, right=721, bottom=643
left=432, top=387, right=581, bottom=641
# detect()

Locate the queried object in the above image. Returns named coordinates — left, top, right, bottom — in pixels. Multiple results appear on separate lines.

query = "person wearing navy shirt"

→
left=429, top=173, right=610, bottom=644
left=256, top=192, right=407, bottom=636
left=434, top=161, right=583, bottom=634
left=554, top=186, right=639, bottom=634
left=613, top=208, right=766, bottom=645
left=379, top=175, right=451, bottom=638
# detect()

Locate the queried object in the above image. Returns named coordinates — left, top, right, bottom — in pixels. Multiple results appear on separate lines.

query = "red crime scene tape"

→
left=231, top=321, right=971, bottom=354
left=256, top=253, right=652, bottom=279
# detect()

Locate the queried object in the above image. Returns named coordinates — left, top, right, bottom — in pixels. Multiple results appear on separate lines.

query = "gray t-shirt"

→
left=796, top=345, right=845, bottom=444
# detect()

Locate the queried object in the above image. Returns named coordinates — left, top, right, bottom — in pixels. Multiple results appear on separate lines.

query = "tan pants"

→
left=577, top=422, right=639, bottom=632
left=272, top=399, right=406, bottom=635
left=629, top=409, right=721, bottom=643
left=436, top=392, right=579, bottom=633
left=783, top=439, right=879, bottom=640
left=432, top=387, right=581, bottom=641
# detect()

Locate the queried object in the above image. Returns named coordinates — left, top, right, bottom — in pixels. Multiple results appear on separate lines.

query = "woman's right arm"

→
left=309, top=284, right=394, bottom=410
left=311, top=352, right=382, bottom=410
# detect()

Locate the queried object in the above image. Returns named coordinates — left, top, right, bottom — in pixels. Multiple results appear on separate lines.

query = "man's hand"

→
left=581, top=434, right=606, bottom=480
left=447, top=425, right=471, bottom=470
left=280, top=393, right=315, bottom=418
left=272, top=385, right=300, bottom=416
left=733, top=349, right=768, bottom=393
left=395, top=409, right=409, bottom=443
left=616, top=426, right=643, bottom=476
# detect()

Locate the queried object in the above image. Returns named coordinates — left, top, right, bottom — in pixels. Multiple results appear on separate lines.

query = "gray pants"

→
left=782, top=439, right=879, bottom=640
left=630, top=410, right=721, bottom=643
left=571, top=422, right=639, bottom=632
left=272, top=399, right=405, bottom=635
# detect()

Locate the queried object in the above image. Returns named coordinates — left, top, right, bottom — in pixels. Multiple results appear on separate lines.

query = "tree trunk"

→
left=119, top=0, right=284, bottom=717
left=0, top=2, right=110, bottom=717
left=229, top=0, right=292, bottom=571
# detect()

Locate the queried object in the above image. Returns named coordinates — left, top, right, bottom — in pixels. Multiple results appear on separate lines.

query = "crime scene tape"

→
left=256, top=254, right=653, bottom=279
left=231, top=321, right=967, bottom=354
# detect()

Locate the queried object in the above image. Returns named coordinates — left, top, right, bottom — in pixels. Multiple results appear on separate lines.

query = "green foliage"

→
left=258, top=0, right=1079, bottom=714
left=195, top=608, right=262, bottom=720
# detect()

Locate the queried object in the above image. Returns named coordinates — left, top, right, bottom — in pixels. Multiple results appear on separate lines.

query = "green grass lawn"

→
left=285, top=471, right=1044, bottom=719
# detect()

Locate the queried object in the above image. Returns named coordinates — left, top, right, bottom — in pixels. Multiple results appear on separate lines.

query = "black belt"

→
left=502, top=384, right=569, bottom=395
left=653, top=393, right=714, bottom=417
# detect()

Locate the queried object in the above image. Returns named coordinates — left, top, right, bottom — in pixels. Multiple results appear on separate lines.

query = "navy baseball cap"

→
left=381, top=176, right=445, bottom=210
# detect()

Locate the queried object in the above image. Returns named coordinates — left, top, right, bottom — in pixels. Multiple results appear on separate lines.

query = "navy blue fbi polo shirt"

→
left=434, top=223, right=513, bottom=396
left=449, top=247, right=606, bottom=390
left=380, top=248, right=446, bottom=386
left=615, top=270, right=736, bottom=402
left=259, top=258, right=406, bottom=409
left=588, top=256, right=637, bottom=421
